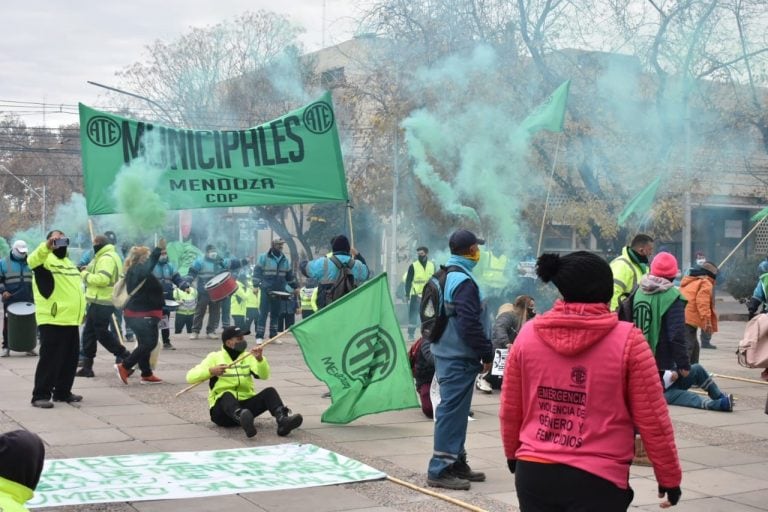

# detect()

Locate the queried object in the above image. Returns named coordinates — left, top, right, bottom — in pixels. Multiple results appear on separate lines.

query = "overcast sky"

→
left=0, top=0, right=359, bottom=128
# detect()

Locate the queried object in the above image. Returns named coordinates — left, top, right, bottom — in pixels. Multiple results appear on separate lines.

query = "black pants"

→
left=515, top=461, right=634, bottom=512
left=32, top=325, right=80, bottom=402
left=81, top=303, right=127, bottom=359
left=160, top=311, right=171, bottom=344
left=123, top=317, right=159, bottom=377
left=256, top=291, right=281, bottom=338
left=192, top=290, right=220, bottom=335
left=684, top=324, right=700, bottom=364
left=210, top=388, right=284, bottom=426
left=175, top=313, right=193, bottom=333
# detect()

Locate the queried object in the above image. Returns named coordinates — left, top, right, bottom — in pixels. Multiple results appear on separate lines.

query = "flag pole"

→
left=174, top=329, right=291, bottom=397
left=536, top=133, right=562, bottom=256
left=718, top=215, right=768, bottom=268
left=346, top=200, right=355, bottom=248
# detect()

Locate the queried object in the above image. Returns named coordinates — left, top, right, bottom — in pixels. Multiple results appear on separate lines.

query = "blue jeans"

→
left=664, top=363, right=724, bottom=410
left=428, top=355, right=481, bottom=479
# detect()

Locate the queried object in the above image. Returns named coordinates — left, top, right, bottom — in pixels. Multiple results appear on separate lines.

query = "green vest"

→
left=759, top=273, right=768, bottom=298
left=632, top=288, right=683, bottom=353
left=27, top=243, right=86, bottom=326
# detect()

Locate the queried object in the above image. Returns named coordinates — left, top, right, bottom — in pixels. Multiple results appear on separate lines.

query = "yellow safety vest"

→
left=405, top=260, right=435, bottom=298
left=26, top=242, right=86, bottom=326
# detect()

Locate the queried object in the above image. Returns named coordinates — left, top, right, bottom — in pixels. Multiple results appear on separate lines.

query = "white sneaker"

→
left=475, top=375, right=492, bottom=394
left=189, top=333, right=199, bottom=340
left=255, top=338, right=263, bottom=345
left=206, top=333, right=218, bottom=340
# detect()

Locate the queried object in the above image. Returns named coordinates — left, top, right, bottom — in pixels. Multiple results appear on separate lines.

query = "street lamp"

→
left=0, top=163, right=46, bottom=236
left=86, top=80, right=176, bottom=125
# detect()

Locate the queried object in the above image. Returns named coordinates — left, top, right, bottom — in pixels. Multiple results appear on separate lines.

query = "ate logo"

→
left=86, top=116, right=121, bottom=147
left=341, top=326, right=397, bottom=385
left=571, top=366, right=587, bottom=386
left=303, top=101, right=334, bottom=134
left=634, top=302, right=653, bottom=339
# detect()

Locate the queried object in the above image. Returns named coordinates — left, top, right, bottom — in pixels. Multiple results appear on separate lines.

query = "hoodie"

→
left=499, top=300, right=681, bottom=490
left=635, top=275, right=689, bottom=372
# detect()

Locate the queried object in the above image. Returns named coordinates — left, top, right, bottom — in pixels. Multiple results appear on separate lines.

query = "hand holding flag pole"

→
left=174, top=329, right=290, bottom=398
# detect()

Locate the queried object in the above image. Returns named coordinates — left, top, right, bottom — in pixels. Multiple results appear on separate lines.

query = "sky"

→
left=0, top=0, right=359, bottom=128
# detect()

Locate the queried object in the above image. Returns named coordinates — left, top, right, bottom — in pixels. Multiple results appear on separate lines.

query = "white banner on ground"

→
left=28, top=443, right=385, bottom=508
left=491, top=348, right=508, bottom=376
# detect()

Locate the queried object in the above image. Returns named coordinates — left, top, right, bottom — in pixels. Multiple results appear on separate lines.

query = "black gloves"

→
left=507, top=459, right=516, bottom=474
left=747, top=297, right=762, bottom=320
left=658, top=485, right=681, bottom=505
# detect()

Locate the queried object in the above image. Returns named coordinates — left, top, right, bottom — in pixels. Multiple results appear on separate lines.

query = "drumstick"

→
left=174, top=329, right=291, bottom=397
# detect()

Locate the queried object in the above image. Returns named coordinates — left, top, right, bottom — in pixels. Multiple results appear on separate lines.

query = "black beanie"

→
left=0, top=429, right=45, bottom=490
left=536, top=251, right=613, bottom=304
left=331, top=235, right=351, bottom=253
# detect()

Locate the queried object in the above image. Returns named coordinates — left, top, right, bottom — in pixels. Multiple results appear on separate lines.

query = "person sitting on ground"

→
left=185, top=326, right=303, bottom=438
left=0, top=429, right=45, bottom=512
left=476, top=295, right=534, bottom=394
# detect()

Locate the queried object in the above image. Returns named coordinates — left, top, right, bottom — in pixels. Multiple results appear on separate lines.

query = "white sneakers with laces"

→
left=475, top=374, right=492, bottom=394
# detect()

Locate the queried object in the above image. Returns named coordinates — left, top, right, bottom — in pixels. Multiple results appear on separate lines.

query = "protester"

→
left=426, top=229, right=493, bottom=491
left=746, top=270, right=768, bottom=381
left=300, top=235, right=369, bottom=311
left=152, top=246, right=189, bottom=350
left=680, top=261, right=719, bottom=363
left=402, top=246, right=436, bottom=340
left=29, top=231, right=86, bottom=408
left=187, top=244, right=239, bottom=340
left=173, top=285, right=197, bottom=335
left=298, top=279, right=318, bottom=319
left=411, top=337, right=436, bottom=419
left=0, top=429, right=45, bottom=512
left=683, top=251, right=713, bottom=348
left=230, top=274, right=249, bottom=329
left=476, top=295, right=534, bottom=393
left=244, top=281, right=260, bottom=333
left=0, top=240, right=36, bottom=357
left=500, top=251, right=682, bottom=510
left=253, top=238, right=297, bottom=343
left=185, top=326, right=303, bottom=438
left=609, top=233, right=654, bottom=311
left=114, top=242, right=166, bottom=385
left=77, top=233, right=129, bottom=378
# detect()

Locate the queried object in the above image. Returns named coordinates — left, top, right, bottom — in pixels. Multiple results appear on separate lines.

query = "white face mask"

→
left=696, top=258, right=706, bottom=266
left=207, top=252, right=217, bottom=259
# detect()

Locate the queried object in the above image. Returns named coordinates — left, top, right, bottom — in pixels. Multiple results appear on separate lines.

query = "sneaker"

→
left=115, top=363, right=132, bottom=385
left=206, top=333, right=218, bottom=340
left=427, top=471, right=471, bottom=491
left=140, top=374, right=163, bottom=385
left=26, top=350, right=37, bottom=356
left=189, top=333, right=199, bottom=340
left=451, top=460, right=486, bottom=482
left=53, top=394, right=83, bottom=403
left=475, top=375, right=492, bottom=394
left=255, top=337, right=263, bottom=345
left=701, top=343, right=717, bottom=349
left=274, top=337, right=283, bottom=345
left=31, top=399, right=53, bottom=409
left=0, top=348, right=9, bottom=357
left=75, top=367, right=95, bottom=378
left=720, top=393, right=734, bottom=412
left=163, top=342, right=176, bottom=350
left=125, top=335, right=135, bottom=343
left=236, top=409, right=257, bottom=438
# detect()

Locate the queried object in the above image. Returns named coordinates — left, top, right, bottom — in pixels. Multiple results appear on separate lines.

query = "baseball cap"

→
left=448, top=229, right=485, bottom=253
left=12, top=240, right=28, bottom=255
left=221, top=326, right=250, bottom=342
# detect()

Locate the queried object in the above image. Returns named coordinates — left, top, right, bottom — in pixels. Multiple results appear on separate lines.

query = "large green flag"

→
left=751, top=206, right=768, bottom=222
left=518, top=80, right=571, bottom=134
left=290, top=273, right=419, bottom=424
left=617, top=176, right=662, bottom=227
left=78, top=92, right=348, bottom=215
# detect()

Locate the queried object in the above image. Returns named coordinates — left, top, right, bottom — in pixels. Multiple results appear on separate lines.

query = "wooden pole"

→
left=87, top=218, right=95, bottom=240
left=719, top=215, right=768, bottom=268
left=346, top=201, right=355, bottom=249
left=536, top=134, right=562, bottom=257
left=711, top=373, right=768, bottom=386
left=174, top=329, right=291, bottom=397
left=386, top=476, right=488, bottom=512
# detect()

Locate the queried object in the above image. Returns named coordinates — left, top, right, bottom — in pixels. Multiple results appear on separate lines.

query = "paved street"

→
left=1, top=298, right=766, bottom=511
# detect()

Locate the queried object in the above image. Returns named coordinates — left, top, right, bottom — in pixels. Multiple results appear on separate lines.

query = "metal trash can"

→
left=7, top=302, right=36, bottom=352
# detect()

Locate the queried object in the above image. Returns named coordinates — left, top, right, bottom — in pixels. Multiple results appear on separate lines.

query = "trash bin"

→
left=7, top=302, right=36, bottom=352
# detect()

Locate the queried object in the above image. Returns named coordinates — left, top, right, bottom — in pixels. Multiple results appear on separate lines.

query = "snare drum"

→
left=268, top=291, right=292, bottom=300
left=164, top=299, right=180, bottom=312
left=204, top=272, right=237, bottom=302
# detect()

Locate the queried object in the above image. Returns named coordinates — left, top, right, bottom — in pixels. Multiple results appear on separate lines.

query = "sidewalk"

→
left=0, top=318, right=766, bottom=511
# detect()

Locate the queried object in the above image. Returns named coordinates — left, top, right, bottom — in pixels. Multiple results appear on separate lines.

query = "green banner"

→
left=290, top=273, right=419, bottom=424
left=79, top=92, right=348, bottom=215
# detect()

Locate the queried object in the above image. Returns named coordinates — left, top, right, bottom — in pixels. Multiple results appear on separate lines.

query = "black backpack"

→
left=617, top=285, right=639, bottom=322
left=419, top=265, right=468, bottom=342
left=323, top=255, right=357, bottom=307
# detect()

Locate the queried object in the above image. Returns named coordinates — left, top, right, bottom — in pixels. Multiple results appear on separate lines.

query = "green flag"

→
left=751, top=206, right=768, bottom=222
left=290, top=273, right=419, bottom=424
left=519, top=80, right=571, bottom=134
left=617, top=176, right=662, bottom=227
left=78, top=92, right=348, bottom=215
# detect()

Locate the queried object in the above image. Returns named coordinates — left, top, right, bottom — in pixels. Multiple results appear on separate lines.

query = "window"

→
left=321, top=67, right=346, bottom=89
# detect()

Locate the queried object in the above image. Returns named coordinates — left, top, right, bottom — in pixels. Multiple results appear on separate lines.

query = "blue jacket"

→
left=253, top=249, right=296, bottom=292
left=152, top=261, right=188, bottom=299
left=302, top=252, right=369, bottom=307
left=0, top=254, right=33, bottom=304
left=187, top=256, right=238, bottom=293
left=430, top=255, right=493, bottom=364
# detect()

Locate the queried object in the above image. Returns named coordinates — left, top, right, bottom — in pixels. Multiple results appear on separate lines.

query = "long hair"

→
left=124, top=246, right=150, bottom=272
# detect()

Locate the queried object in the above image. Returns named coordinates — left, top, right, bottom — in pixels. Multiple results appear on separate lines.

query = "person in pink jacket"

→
left=500, top=251, right=682, bottom=510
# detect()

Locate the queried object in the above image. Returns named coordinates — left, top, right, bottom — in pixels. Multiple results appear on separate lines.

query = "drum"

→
left=268, top=291, right=292, bottom=300
left=164, top=299, right=180, bottom=312
left=7, top=302, right=36, bottom=352
left=204, top=272, right=237, bottom=302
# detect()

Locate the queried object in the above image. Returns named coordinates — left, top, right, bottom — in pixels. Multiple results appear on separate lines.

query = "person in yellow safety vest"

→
left=474, top=247, right=509, bottom=293
left=173, top=286, right=198, bottom=334
left=403, top=246, right=436, bottom=340
left=244, top=282, right=260, bottom=334
left=299, top=279, right=319, bottom=319
left=230, top=278, right=249, bottom=330
left=609, top=233, right=654, bottom=311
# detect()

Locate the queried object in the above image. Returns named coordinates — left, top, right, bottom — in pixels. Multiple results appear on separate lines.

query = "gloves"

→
left=658, top=485, right=681, bottom=506
left=507, top=459, right=516, bottom=474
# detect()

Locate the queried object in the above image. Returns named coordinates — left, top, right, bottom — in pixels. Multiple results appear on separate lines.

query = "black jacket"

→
left=125, top=248, right=164, bottom=313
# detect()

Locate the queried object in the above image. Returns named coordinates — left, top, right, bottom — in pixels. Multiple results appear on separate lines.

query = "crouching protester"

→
left=185, top=326, right=303, bottom=438
left=500, top=251, right=682, bottom=510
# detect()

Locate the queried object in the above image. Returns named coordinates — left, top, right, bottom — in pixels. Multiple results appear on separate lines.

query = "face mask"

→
left=233, top=340, right=247, bottom=353
left=207, top=252, right=217, bottom=259
left=11, top=249, right=26, bottom=260
left=53, top=247, right=68, bottom=259
left=418, top=255, right=427, bottom=263
left=696, top=258, right=705, bottom=266
left=159, top=256, right=168, bottom=263
left=93, top=243, right=105, bottom=254
left=466, top=248, right=480, bottom=262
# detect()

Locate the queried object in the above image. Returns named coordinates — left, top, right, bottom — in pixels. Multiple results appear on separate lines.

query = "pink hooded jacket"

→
left=499, top=300, right=681, bottom=490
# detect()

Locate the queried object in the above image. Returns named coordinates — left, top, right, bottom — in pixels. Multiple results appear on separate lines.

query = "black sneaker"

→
left=75, top=367, right=95, bottom=378
left=31, top=399, right=53, bottom=409
left=427, top=471, right=471, bottom=490
left=451, top=460, right=486, bottom=482
left=163, top=342, right=176, bottom=350
left=53, top=394, right=83, bottom=403
left=237, top=409, right=257, bottom=438
left=702, top=343, right=717, bottom=349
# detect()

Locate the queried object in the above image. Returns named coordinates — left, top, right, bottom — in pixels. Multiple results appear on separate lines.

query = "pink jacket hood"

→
left=533, top=299, right=618, bottom=357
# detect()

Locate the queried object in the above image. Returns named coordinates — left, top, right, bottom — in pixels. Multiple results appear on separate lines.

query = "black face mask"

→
left=93, top=243, right=106, bottom=255
left=53, top=247, right=67, bottom=259
left=418, top=255, right=427, bottom=264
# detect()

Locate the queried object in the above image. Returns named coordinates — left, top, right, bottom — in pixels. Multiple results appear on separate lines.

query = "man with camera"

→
left=28, top=231, right=86, bottom=408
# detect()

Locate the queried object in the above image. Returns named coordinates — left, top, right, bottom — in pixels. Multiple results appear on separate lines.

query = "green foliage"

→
left=723, top=252, right=764, bottom=300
